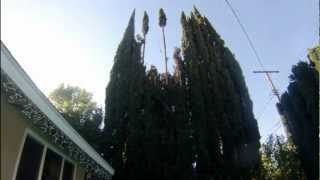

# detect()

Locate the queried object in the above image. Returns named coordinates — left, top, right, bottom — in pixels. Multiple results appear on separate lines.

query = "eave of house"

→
left=1, top=42, right=114, bottom=179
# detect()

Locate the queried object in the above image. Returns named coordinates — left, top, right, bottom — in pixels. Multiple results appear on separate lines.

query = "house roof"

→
left=1, top=41, right=114, bottom=178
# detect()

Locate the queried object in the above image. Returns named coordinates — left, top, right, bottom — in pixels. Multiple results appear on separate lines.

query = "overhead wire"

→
left=271, top=123, right=282, bottom=133
left=223, top=0, right=266, bottom=70
left=255, top=95, right=274, bottom=121
left=223, top=0, right=282, bottom=102
left=268, top=121, right=281, bottom=134
left=224, top=0, right=318, bottom=142
left=261, top=122, right=282, bottom=143
left=223, top=1, right=293, bottom=142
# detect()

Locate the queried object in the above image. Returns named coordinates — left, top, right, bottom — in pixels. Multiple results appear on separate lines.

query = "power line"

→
left=261, top=121, right=282, bottom=142
left=255, top=90, right=285, bottom=140
left=269, top=121, right=281, bottom=133
left=223, top=0, right=291, bottom=141
left=256, top=95, right=274, bottom=120
left=270, top=123, right=282, bottom=135
left=223, top=0, right=282, bottom=102
left=223, top=0, right=265, bottom=70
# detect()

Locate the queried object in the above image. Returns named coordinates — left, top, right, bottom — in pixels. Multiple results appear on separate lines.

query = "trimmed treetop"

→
left=159, top=8, right=167, bottom=27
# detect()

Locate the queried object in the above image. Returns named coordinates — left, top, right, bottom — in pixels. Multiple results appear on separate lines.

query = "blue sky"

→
left=2, top=0, right=318, bottom=142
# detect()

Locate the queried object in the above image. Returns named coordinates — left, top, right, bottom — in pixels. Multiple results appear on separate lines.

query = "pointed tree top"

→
left=180, top=11, right=187, bottom=26
left=192, top=6, right=203, bottom=22
left=159, top=8, right=167, bottom=27
left=122, top=9, right=136, bottom=42
left=129, top=9, right=136, bottom=25
left=190, top=11, right=196, bottom=21
left=193, top=5, right=200, bottom=15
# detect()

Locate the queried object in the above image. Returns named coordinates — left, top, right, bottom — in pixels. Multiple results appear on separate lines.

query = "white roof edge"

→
left=1, top=42, right=114, bottom=175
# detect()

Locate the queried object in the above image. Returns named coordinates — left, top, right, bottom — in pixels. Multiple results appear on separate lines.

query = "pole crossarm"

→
left=252, top=70, right=281, bottom=102
left=253, top=70, right=279, bottom=73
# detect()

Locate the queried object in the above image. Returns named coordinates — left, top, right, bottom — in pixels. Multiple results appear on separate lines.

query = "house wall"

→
left=1, top=93, right=28, bottom=180
left=1, top=94, right=86, bottom=180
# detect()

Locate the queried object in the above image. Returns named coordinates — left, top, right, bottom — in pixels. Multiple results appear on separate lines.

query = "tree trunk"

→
left=161, top=27, right=168, bottom=84
left=142, top=34, right=146, bottom=64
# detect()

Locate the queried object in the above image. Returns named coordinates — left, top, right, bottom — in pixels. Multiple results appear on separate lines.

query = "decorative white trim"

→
left=59, top=159, right=65, bottom=180
left=26, top=129, right=75, bottom=164
left=37, top=147, right=47, bottom=180
left=1, top=41, right=114, bottom=177
left=12, top=128, right=79, bottom=180
left=60, top=160, right=77, bottom=180
left=12, top=129, right=29, bottom=180
left=73, top=164, right=77, bottom=180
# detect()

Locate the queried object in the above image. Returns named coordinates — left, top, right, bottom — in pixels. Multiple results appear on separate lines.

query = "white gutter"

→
left=1, top=42, right=114, bottom=175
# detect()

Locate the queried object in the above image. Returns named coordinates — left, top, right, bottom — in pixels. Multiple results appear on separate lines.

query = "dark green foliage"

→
left=103, top=10, right=145, bottom=171
left=179, top=8, right=260, bottom=179
left=260, top=135, right=306, bottom=180
left=142, top=11, right=149, bottom=36
left=104, top=8, right=261, bottom=180
left=278, top=61, right=319, bottom=180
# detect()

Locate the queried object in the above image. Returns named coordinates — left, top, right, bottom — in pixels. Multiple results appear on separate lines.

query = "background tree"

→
left=308, top=45, right=320, bottom=73
left=260, top=135, right=306, bottom=180
left=141, top=11, right=149, bottom=64
left=49, top=83, right=103, bottom=152
left=49, top=84, right=97, bottom=119
left=159, top=8, right=168, bottom=83
left=277, top=60, right=319, bottom=180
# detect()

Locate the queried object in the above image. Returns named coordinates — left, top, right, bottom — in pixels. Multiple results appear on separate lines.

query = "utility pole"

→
left=224, top=0, right=291, bottom=137
left=253, top=70, right=291, bottom=138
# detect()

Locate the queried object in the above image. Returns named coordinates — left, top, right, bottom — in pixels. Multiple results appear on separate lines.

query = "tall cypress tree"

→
left=104, top=10, right=145, bottom=174
left=180, top=8, right=261, bottom=179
